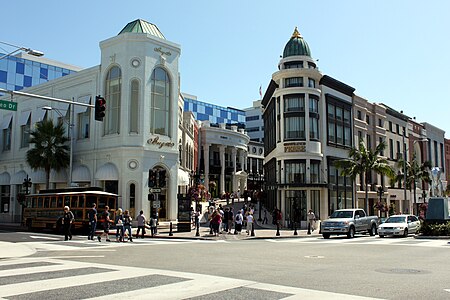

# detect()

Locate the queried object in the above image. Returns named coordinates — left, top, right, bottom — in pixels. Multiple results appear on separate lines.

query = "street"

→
left=0, top=230, right=449, bottom=299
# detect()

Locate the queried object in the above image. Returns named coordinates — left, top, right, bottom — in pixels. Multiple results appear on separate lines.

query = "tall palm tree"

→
left=26, top=119, right=70, bottom=189
left=396, top=155, right=431, bottom=210
left=334, top=141, right=395, bottom=212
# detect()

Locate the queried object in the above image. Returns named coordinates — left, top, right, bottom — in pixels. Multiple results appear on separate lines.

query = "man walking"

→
left=136, top=210, right=146, bottom=238
left=98, top=206, right=111, bottom=242
left=62, top=206, right=74, bottom=241
left=88, top=203, right=97, bottom=240
left=307, top=209, right=316, bottom=233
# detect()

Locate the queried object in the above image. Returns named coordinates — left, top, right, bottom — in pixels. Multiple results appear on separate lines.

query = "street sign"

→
left=0, top=100, right=17, bottom=111
left=149, top=188, right=161, bottom=193
left=153, top=201, right=160, bottom=209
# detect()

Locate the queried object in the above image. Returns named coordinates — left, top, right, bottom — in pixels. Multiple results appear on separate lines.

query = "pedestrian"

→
left=114, top=208, right=124, bottom=242
left=136, top=210, right=146, bottom=238
left=307, top=209, right=316, bottom=232
left=123, top=210, right=133, bottom=242
left=228, top=207, right=234, bottom=233
left=262, top=209, right=268, bottom=224
left=150, top=212, right=157, bottom=236
left=246, top=212, right=254, bottom=235
left=62, top=206, right=74, bottom=241
left=223, top=207, right=230, bottom=233
left=234, top=210, right=243, bottom=234
left=98, top=206, right=111, bottom=242
left=211, top=209, right=222, bottom=236
left=87, top=203, right=97, bottom=240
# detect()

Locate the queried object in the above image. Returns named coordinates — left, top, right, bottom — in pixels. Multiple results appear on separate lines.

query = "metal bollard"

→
left=276, top=223, right=280, bottom=236
left=251, top=222, right=255, bottom=236
left=294, top=222, right=298, bottom=235
left=307, top=222, right=311, bottom=235
left=169, top=222, right=173, bottom=236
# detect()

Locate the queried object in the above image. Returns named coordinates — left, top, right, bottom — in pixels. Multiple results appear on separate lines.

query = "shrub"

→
left=418, top=221, right=450, bottom=236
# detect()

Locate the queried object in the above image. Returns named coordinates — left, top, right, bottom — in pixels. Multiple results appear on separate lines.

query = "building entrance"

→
left=285, top=190, right=307, bottom=227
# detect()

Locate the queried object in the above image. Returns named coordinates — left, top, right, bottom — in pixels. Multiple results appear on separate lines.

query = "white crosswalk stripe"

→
left=266, top=236, right=449, bottom=248
left=0, top=257, right=381, bottom=299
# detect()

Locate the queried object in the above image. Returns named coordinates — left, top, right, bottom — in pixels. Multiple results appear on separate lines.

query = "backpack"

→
left=235, top=214, right=241, bottom=222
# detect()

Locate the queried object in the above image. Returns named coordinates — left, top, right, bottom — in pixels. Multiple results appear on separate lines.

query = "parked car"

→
left=378, top=215, right=420, bottom=237
left=321, top=209, right=379, bottom=239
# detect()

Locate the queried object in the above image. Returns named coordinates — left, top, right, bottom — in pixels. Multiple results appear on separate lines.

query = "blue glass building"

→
left=0, top=53, right=79, bottom=94
left=182, top=93, right=246, bottom=127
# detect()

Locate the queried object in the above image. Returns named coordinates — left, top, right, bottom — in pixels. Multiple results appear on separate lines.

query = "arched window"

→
left=150, top=67, right=170, bottom=136
left=130, top=79, right=139, bottom=133
left=105, top=66, right=121, bottom=135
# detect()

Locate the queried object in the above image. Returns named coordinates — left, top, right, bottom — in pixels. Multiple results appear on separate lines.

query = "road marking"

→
left=0, top=257, right=383, bottom=299
left=29, top=235, right=60, bottom=240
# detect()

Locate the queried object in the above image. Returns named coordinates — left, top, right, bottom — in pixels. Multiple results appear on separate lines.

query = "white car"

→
left=378, top=215, right=420, bottom=237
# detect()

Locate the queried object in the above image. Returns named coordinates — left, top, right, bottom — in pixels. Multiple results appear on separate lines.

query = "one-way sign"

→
left=149, top=188, right=161, bottom=193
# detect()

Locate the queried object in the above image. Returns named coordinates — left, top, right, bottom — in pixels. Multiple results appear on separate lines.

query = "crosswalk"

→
left=265, top=236, right=450, bottom=248
left=0, top=257, right=380, bottom=299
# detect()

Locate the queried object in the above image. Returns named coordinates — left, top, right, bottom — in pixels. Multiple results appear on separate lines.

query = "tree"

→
left=396, top=155, right=431, bottom=211
left=334, top=141, right=395, bottom=212
left=26, top=119, right=70, bottom=189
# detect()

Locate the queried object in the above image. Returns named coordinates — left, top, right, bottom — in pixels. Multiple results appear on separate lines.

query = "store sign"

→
left=147, top=136, right=175, bottom=148
left=0, top=100, right=17, bottom=111
left=284, top=142, right=306, bottom=153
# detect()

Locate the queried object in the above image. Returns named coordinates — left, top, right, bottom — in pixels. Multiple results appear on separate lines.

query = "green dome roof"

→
left=283, top=27, right=311, bottom=58
left=118, top=19, right=165, bottom=40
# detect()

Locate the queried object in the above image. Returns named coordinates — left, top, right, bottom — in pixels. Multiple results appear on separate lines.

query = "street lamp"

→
left=42, top=104, right=74, bottom=187
left=0, top=41, right=44, bottom=61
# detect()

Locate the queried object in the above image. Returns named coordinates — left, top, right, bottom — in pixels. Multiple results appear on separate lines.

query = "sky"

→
left=2, top=0, right=449, bottom=137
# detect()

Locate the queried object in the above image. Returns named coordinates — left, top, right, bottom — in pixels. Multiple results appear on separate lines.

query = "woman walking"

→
left=123, top=210, right=133, bottom=242
left=114, top=208, right=124, bottom=242
left=62, top=206, right=74, bottom=241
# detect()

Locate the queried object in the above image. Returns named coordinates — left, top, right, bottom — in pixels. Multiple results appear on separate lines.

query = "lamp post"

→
left=42, top=103, right=74, bottom=187
left=0, top=41, right=44, bottom=61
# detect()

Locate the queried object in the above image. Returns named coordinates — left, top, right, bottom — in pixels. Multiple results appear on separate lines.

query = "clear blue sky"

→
left=2, top=0, right=449, bottom=137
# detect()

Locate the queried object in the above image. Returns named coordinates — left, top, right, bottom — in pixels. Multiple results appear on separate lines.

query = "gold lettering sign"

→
left=284, top=142, right=306, bottom=153
left=147, top=136, right=175, bottom=149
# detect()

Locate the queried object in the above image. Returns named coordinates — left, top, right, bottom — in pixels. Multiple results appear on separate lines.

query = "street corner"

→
left=0, top=241, right=36, bottom=259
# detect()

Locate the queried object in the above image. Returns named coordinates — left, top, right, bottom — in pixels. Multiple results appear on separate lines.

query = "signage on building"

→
left=284, top=142, right=306, bottom=153
left=147, top=136, right=175, bottom=148
left=149, top=188, right=161, bottom=193
left=153, top=201, right=160, bottom=208
left=0, top=100, right=17, bottom=111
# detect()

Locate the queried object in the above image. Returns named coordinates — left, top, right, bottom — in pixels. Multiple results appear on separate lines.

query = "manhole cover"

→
left=304, top=255, right=324, bottom=259
left=375, top=268, right=428, bottom=275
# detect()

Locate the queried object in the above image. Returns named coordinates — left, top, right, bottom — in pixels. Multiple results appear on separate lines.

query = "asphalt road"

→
left=1, top=230, right=449, bottom=299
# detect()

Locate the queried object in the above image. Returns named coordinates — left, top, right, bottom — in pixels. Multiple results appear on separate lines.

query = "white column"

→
left=219, top=145, right=226, bottom=194
left=204, top=143, right=210, bottom=191
left=232, top=147, right=237, bottom=193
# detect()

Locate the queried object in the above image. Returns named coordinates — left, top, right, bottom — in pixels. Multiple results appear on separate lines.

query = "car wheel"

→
left=369, top=224, right=377, bottom=236
left=322, top=233, right=330, bottom=239
left=379, top=234, right=385, bottom=238
left=347, top=226, right=355, bottom=239
left=403, top=228, right=408, bottom=237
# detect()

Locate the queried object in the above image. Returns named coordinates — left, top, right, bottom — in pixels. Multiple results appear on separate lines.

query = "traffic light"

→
left=147, top=193, right=155, bottom=201
left=149, top=170, right=156, bottom=188
left=94, top=95, right=106, bottom=121
left=158, top=169, right=166, bottom=188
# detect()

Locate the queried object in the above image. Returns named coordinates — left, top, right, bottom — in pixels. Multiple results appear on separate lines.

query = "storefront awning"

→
left=1, top=114, right=12, bottom=129
left=0, top=172, right=11, bottom=185
left=178, top=169, right=190, bottom=186
left=235, top=170, right=248, bottom=177
left=31, top=170, right=46, bottom=184
left=10, top=170, right=28, bottom=185
left=95, top=163, right=119, bottom=181
left=72, top=165, right=91, bottom=182
left=50, top=169, right=67, bottom=183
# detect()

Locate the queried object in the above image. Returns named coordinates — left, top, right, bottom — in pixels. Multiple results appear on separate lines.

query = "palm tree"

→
left=396, top=155, right=431, bottom=212
left=334, top=141, right=395, bottom=212
left=26, top=119, right=70, bottom=189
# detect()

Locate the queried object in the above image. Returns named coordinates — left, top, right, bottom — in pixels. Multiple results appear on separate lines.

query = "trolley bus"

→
left=23, top=187, right=118, bottom=233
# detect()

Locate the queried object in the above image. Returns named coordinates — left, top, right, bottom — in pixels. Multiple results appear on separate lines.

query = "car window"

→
left=357, top=210, right=366, bottom=217
left=385, top=216, right=406, bottom=223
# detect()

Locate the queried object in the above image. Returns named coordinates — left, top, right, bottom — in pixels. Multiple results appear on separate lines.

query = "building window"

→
left=366, top=115, right=370, bottom=125
left=328, top=162, right=353, bottom=214
left=358, top=131, right=363, bottom=144
left=284, top=61, right=303, bottom=69
left=389, top=121, right=392, bottom=132
left=284, top=116, right=305, bottom=140
left=21, top=114, right=31, bottom=148
left=310, top=160, right=320, bottom=183
left=357, top=110, right=362, bottom=120
left=308, top=78, right=315, bottom=88
left=309, top=96, right=318, bottom=113
left=78, top=109, right=90, bottom=139
left=246, top=115, right=259, bottom=121
left=396, top=141, right=401, bottom=160
left=379, top=137, right=384, bottom=156
left=285, top=77, right=303, bottom=88
left=309, top=116, right=319, bottom=140
left=151, top=67, right=171, bottom=136
left=284, top=94, right=305, bottom=112
left=0, top=185, right=10, bottom=213
left=396, top=124, right=400, bottom=135
left=378, top=118, right=382, bottom=127
left=366, top=134, right=371, bottom=150
left=129, top=79, right=139, bottom=133
left=104, top=66, right=121, bottom=135
left=389, top=139, right=394, bottom=159
left=326, top=97, right=352, bottom=147
left=2, top=118, right=12, bottom=151
left=285, top=160, right=306, bottom=184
